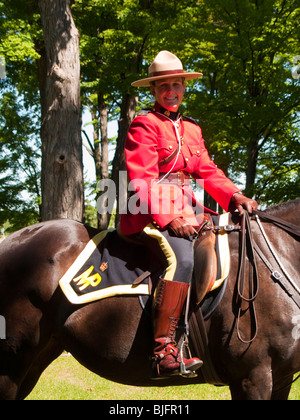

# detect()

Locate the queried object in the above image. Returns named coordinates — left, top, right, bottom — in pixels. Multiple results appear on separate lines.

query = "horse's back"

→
left=0, top=219, right=89, bottom=291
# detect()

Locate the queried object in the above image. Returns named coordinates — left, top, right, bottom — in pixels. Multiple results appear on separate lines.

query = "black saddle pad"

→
left=59, top=229, right=163, bottom=305
left=60, top=213, right=230, bottom=309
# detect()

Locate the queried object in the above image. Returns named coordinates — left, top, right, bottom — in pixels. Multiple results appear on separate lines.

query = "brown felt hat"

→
left=131, top=50, right=203, bottom=87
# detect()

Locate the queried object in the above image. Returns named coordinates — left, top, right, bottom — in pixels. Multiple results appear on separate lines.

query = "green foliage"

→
left=75, top=0, right=300, bottom=205
left=185, top=0, right=300, bottom=200
left=0, top=0, right=299, bottom=233
left=0, top=88, right=41, bottom=231
left=0, top=1, right=40, bottom=62
left=0, top=1, right=42, bottom=230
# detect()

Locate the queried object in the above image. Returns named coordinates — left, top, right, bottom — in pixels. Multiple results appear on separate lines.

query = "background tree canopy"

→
left=0, top=0, right=299, bottom=232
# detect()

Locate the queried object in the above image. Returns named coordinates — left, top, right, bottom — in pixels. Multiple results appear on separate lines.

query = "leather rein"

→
left=200, top=209, right=300, bottom=391
left=211, top=210, right=300, bottom=344
left=236, top=211, right=259, bottom=344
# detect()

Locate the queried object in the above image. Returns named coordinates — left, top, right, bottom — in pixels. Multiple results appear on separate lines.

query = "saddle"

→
left=192, top=212, right=230, bottom=306
left=59, top=213, right=233, bottom=309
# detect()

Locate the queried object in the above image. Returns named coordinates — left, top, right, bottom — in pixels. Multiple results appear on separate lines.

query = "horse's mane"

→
left=264, top=198, right=300, bottom=216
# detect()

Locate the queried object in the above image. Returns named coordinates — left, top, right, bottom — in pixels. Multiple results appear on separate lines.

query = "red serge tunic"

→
left=120, top=103, right=240, bottom=235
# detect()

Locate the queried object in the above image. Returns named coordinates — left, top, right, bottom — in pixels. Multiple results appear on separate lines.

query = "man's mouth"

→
left=165, top=97, right=178, bottom=103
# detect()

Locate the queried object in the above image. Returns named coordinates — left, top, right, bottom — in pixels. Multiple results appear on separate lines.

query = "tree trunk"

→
left=204, top=191, right=218, bottom=213
left=111, top=94, right=138, bottom=227
left=97, top=94, right=110, bottom=230
left=38, top=0, right=83, bottom=221
left=245, top=133, right=259, bottom=197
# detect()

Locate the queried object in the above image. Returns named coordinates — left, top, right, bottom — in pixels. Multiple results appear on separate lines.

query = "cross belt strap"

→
left=158, top=146, right=179, bottom=167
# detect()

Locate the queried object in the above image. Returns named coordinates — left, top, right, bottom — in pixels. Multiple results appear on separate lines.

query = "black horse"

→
left=0, top=199, right=299, bottom=400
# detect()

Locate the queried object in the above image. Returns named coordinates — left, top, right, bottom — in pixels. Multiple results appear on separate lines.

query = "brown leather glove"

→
left=229, top=192, right=258, bottom=215
left=168, top=217, right=197, bottom=238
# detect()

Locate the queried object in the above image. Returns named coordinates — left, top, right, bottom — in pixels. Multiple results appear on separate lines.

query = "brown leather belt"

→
left=159, top=171, right=190, bottom=186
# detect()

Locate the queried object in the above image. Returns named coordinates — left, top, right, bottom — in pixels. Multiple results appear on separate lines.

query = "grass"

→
left=26, top=353, right=299, bottom=400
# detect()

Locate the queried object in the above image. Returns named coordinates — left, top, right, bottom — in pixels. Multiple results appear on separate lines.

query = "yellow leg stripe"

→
left=210, top=212, right=231, bottom=291
left=143, top=224, right=177, bottom=281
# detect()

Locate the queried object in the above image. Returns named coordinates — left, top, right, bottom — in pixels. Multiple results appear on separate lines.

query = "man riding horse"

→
left=120, top=51, right=258, bottom=379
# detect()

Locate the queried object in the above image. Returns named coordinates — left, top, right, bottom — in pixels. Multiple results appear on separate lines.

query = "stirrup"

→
left=179, top=334, right=202, bottom=378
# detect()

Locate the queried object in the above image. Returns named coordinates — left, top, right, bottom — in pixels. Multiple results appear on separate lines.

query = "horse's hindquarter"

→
left=0, top=220, right=90, bottom=303
left=0, top=220, right=91, bottom=399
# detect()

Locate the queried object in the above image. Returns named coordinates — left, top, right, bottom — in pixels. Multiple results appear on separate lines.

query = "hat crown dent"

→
left=148, top=51, right=183, bottom=76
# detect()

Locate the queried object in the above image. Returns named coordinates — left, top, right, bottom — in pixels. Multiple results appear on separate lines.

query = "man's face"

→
left=150, top=77, right=185, bottom=111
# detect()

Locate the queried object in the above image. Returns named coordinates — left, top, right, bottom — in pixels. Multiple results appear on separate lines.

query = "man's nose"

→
left=166, top=86, right=174, bottom=94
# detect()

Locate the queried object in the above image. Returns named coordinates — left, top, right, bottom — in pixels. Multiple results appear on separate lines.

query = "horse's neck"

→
left=266, top=201, right=300, bottom=228
left=276, top=211, right=300, bottom=228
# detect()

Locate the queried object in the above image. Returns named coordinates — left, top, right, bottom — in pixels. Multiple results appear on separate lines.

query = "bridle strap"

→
left=254, top=210, right=300, bottom=238
left=236, top=210, right=300, bottom=344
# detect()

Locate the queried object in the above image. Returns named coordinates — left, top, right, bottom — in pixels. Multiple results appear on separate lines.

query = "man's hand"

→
left=168, top=217, right=197, bottom=238
left=230, top=192, right=258, bottom=215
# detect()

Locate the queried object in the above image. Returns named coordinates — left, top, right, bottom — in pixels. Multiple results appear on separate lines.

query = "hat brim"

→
left=131, top=72, right=203, bottom=87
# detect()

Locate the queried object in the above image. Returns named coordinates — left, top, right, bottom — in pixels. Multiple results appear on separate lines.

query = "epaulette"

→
left=182, top=115, right=199, bottom=126
left=137, top=108, right=153, bottom=117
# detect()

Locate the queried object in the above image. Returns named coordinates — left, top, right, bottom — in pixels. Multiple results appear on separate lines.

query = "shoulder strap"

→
left=137, top=108, right=153, bottom=117
left=182, top=115, right=199, bottom=126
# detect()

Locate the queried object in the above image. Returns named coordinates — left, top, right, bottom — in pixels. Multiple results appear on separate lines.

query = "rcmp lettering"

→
left=72, top=266, right=101, bottom=291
